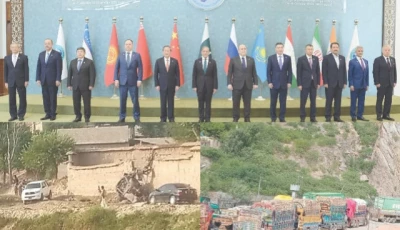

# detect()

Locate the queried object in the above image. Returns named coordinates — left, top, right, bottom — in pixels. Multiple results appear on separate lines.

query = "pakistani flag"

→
left=54, top=23, right=67, bottom=80
left=312, top=24, right=324, bottom=85
left=284, top=24, right=297, bottom=87
left=199, top=22, right=211, bottom=58
left=346, top=24, right=359, bottom=69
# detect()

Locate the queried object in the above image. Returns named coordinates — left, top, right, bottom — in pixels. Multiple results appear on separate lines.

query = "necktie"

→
left=360, top=58, right=365, bottom=70
left=386, top=57, right=391, bottom=67
left=12, top=55, right=17, bottom=67
left=45, top=52, right=49, bottom=64
left=78, top=59, right=82, bottom=71
left=166, top=59, right=169, bottom=71
left=279, top=56, right=283, bottom=69
left=127, top=52, right=131, bottom=66
left=203, top=58, right=208, bottom=73
left=309, top=58, right=313, bottom=79
left=241, top=57, right=246, bottom=69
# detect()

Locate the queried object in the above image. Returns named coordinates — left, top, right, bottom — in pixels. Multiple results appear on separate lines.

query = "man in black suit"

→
left=192, top=46, right=218, bottom=122
left=297, top=44, right=320, bottom=122
left=154, top=45, right=180, bottom=122
left=373, top=45, right=397, bottom=121
left=267, top=42, right=292, bottom=122
left=322, top=42, right=347, bottom=122
left=36, top=39, right=62, bottom=121
left=227, top=44, right=258, bottom=122
left=3, top=43, right=29, bottom=121
left=67, top=47, right=96, bottom=123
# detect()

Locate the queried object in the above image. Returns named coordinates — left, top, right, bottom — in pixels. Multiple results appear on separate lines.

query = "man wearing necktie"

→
left=192, top=46, right=218, bottom=122
left=322, top=42, right=347, bottom=122
left=297, top=44, right=320, bottom=122
left=36, top=39, right=62, bottom=121
left=154, top=45, right=180, bottom=122
left=348, top=46, right=369, bottom=122
left=114, top=39, right=143, bottom=123
left=67, top=47, right=96, bottom=123
left=267, top=42, right=292, bottom=122
left=373, top=45, right=397, bottom=121
left=227, top=44, right=258, bottom=122
left=4, top=43, right=29, bottom=121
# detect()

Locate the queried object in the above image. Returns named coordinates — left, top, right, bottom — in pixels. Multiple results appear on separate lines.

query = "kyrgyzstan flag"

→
left=170, top=23, right=184, bottom=86
left=136, top=21, right=152, bottom=80
left=104, top=23, right=119, bottom=86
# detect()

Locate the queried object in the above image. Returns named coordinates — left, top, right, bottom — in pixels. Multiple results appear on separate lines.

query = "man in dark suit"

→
left=36, top=39, right=62, bottom=121
left=114, top=39, right=143, bottom=123
left=227, top=44, right=258, bottom=122
left=192, top=46, right=218, bottom=122
left=3, top=43, right=29, bottom=121
left=267, top=42, right=292, bottom=122
left=373, top=45, right=397, bottom=121
left=322, top=42, right=347, bottom=122
left=348, top=46, right=369, bottom=122
left=67, top=47, right=96, bottom=123
left=154, top=45, right=180, bottom=122
left=297, top=44, right=320, bottom=122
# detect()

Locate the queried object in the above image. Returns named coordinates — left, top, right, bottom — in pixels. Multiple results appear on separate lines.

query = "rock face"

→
left=369, top=123, right=400, bottom=197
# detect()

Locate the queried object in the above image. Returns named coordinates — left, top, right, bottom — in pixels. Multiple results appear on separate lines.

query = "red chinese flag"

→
left=104, top=24, right=119, bottom=86
left=170, top=23, right=184, bottom=86
left=136, top=22, right=152, bottom=81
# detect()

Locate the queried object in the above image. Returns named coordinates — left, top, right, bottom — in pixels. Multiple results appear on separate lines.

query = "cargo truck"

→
left=346, top=198, right=368, bottom=228
left=369, top=196, right=400, bottom=223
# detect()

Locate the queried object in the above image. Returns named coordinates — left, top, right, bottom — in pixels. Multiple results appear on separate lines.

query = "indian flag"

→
left=312, top=24, right=323, bottom=85
left=199, top=21, right=211, bottom=58
left=284, top=24, right=297, bottom=87
left=327, top=24, right=337, bottom=54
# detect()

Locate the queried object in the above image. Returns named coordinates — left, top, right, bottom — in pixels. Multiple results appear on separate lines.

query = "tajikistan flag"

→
left=199, top=21, right=212, bottom=58
left=284, top=24, right=297, bottom=87
left=312, top=24, right=324, bottom=85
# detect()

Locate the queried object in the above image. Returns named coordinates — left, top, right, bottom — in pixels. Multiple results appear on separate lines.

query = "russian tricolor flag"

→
left=224, top=22, right=239, bottom=75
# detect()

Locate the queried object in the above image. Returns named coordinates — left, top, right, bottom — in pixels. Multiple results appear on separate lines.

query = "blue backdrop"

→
left=24, top=0, right=383, bottom=99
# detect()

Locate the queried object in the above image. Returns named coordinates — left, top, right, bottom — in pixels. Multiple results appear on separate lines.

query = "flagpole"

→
left=316, top=18, right=323, bottom=100
left=139, top=16, right=147, bottom=100
left=57, top=18, right=65, bottom=98
left=228, top=17, right=236, bottom=101
left=286, top=18, right=294, bottom=101
left=110, top=17, right=119, bottom=100
left=255, top=17, right=266, bottom=101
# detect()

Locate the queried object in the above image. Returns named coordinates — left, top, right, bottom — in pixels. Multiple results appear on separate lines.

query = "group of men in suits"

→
left=2, top=39, right=397, bottom=122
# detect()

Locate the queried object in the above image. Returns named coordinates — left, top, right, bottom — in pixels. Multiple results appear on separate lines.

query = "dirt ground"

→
left=352, top=221, right=400, bottom=230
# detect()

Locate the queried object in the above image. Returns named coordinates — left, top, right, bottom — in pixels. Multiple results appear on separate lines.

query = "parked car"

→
left=21, top=180, right=52, bottom=204
left=148, top=183, right=197, bottom=205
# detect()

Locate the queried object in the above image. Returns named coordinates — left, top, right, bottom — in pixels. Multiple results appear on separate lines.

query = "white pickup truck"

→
left=21, top=180, right=52, bottom=204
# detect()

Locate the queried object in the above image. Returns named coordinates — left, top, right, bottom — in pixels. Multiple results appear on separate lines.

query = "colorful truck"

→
left=250, top=200, right=296, bottom=230
left=346, top=198, right=368, bottom=228
left=317, top=197, right=347, bottom=230
left=295, top=199, right=322, bottom=230
left=370, top=196, right=400, bottom=223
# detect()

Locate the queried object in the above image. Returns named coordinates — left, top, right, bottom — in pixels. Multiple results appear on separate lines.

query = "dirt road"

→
left=351, top=221, right=400, bottom=230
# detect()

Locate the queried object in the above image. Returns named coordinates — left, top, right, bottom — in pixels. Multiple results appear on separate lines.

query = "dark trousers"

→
left=270, top=87, right=288, bottom=121
left=160, top=88, right=175, bottom=121
left=42, top=80, right=58, bottom=118
left=119, top=85, right=140, bottom=120
left=350, top=88, right=366, bottom=118
left=9, top=86, right=27, bottom=119
left=376, top=85, right=393, bottom=118
left=325, top=85, right=342, bottom=119
left=197, top=87, right=213, bottom=122
left=300, top=84, right=317, bottom=119
left=73, top=88, right=91, bottom=119
left=232, top=86, right=252, bottom=121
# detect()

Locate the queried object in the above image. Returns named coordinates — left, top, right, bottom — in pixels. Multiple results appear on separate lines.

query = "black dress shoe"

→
left=300, top=118, right=305, bottom=122
left=135, top=119, right=141, bottom=123
left=18, top=117, right=24, bottom=121
left=271, top=119, right=276, bottom=122
left=310, top=119, right=317, bottom=122
left=334, top=118, right=344, bottom=122
left=40, top=116, right=50, bottom=120
left=357, top=117, right=369, bottom=121
left=233, top=119, right=238, bottom=122
left=279, top=119, right=286, bottom=123
left=118, top=118, right=125, bottom=123
left=325, top=118, right=331, bottom=122
left=169, top=119, right=175, bottom=122
left=351, top=117, right=357, bottom=122
left=73, top=117, right=82, bottom=122
left=85, top=118, right=90, bottom=123
left=383, top=116, right=395, bottom=121
left=8, top=117, right=17, bottom=122
left=244, top=119, right=250, bottom=122
left=377, top=117, right=383, bottom=121
left=50, top=117, right=56, bottom=121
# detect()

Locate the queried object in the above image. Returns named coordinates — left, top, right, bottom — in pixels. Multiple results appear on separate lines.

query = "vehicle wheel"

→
left=40, top=193, right=44, bottom=201
left=149, top=196, right=155, bottom=205
left=169, top=195, right=176, bottom=205
left=47, top=191, right=52, bottom=200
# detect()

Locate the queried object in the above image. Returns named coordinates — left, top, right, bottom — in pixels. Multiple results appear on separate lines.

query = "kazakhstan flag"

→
left=251, top=25, right=267, bottom=82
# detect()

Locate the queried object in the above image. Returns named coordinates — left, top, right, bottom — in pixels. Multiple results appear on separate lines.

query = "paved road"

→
left=352, top=221, right=400, bottom=230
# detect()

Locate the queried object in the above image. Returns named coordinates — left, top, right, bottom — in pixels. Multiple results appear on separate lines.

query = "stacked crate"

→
left=296, top=199, right=321, bottom=230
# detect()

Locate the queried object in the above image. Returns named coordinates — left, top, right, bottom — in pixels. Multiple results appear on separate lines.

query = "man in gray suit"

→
left=227, top=44, right=258, bottom=122
left=67, top=47, right=96, bottom=122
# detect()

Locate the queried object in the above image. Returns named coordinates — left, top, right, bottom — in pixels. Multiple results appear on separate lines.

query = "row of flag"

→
left=55, top=20, right=360, bottom=89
